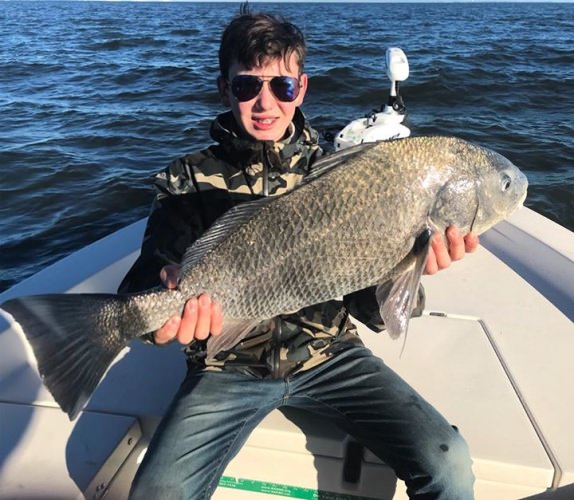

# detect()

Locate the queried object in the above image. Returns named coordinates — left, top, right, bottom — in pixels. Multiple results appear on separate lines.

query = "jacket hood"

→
left=209, top=108, right=320, bottom=174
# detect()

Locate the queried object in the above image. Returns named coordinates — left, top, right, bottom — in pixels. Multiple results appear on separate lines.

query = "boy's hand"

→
left=425, top=226, right=479, bottom=275
left=154, top=265, right=224, bottom=345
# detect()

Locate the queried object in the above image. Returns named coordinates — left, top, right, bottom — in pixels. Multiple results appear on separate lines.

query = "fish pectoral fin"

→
left=377, top=228, right=432, bottom=341
left=205, top=319, right=262, bottom=360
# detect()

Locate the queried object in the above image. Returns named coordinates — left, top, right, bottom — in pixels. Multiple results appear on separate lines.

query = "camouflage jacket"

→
left=119, top=109, right=415, bottom=378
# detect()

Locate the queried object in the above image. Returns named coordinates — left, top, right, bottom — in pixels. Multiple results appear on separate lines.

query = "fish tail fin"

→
left=1, top=293, right=128, bottom=420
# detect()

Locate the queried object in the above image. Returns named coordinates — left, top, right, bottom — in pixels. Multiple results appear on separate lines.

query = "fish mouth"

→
left=509, top=187, right=528, bottom=217
left=519, top=188, right=528, bottom=207
left=511, top=170, right=528, bottom=210
left=517, top=173, right=528, bottom=207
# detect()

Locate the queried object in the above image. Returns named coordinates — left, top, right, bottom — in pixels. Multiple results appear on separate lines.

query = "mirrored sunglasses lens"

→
left=270, top=77, right=300, bottom=102
left=231, top=76, right=262, bottom=101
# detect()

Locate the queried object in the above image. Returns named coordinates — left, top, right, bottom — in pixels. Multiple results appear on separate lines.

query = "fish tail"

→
left=1, top=293, right=129, bottom=420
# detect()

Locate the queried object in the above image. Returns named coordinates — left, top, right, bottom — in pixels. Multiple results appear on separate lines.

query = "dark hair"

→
left=218, top=4, right=307, bottom=79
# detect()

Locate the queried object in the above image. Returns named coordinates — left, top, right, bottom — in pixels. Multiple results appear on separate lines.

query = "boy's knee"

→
left=434, top=428, right=475, bottom=496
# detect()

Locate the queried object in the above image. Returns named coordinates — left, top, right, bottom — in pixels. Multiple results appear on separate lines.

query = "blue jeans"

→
left=129, top=345, right=474, bottom=499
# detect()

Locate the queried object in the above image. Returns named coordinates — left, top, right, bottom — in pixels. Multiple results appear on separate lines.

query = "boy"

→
left=123, top=6, right=477, bottom=499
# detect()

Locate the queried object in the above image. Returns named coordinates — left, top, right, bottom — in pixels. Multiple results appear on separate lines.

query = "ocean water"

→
left=0, top=1, right=573, bottom=292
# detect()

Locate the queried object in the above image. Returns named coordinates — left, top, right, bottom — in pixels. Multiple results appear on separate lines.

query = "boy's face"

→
left=219, top=53, right=308, bottom=142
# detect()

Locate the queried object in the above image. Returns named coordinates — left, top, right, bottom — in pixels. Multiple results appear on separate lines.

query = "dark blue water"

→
left=1, top=1, right=573, bottom=292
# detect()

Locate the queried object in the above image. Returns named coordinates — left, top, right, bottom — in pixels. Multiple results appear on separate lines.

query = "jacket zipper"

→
left=262, top=144, right=272, bottom=197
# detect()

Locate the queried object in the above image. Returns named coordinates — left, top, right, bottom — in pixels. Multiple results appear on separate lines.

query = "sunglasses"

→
left=230, top=75, right=301, bottom=103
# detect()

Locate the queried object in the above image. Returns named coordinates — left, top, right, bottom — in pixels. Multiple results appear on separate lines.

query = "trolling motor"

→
left=383, top=47, right=409, bottom=115
left=334, top=47, right=411, bottom=151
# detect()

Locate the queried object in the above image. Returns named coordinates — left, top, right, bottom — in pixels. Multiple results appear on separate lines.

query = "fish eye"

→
left=501, top=174, right=512, bottom=192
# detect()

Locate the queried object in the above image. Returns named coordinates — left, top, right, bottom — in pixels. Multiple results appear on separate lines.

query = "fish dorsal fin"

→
left=181, top=142, right=378, bottom=275
left=303, top=142, right=378, bottom=183
left=180, top=196, right=275, bottom=274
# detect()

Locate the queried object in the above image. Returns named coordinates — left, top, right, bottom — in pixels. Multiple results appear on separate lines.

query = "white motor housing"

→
left=334, top=47, right=411, bottom=151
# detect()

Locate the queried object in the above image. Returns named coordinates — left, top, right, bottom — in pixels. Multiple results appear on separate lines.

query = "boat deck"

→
left=1, top=207, right=573, bottom=499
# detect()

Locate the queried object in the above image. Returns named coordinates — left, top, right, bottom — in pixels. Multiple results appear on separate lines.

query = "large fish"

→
left=1, top=136, right=528, bottom=419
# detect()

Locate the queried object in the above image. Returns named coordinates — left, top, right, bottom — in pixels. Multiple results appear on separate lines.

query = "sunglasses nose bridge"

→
left=258, top=79, right=278, bottom=102
left=248, top=78, right=278, bottom=103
